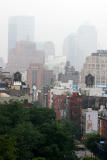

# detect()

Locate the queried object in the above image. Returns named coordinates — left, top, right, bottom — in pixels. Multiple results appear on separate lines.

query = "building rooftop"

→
left=92, top=50, right=107, bottom=56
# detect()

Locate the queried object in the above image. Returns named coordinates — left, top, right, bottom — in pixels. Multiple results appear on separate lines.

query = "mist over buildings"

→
left=0, top=0, right=107, bottom=62
left=1, top=2, right=107, bottom=156
left=8, top=16, right=35, bottom=52
left=63, top=25, right=97, bottom=70
left=0, top=0, right=107, bottom=89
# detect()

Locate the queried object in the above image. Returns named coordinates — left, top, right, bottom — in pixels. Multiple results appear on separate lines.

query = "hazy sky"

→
left=0, top=0, right=107, bottom=62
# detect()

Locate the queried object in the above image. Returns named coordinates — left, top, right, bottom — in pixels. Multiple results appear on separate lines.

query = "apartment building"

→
left=81, top=50, right=107, bottom=86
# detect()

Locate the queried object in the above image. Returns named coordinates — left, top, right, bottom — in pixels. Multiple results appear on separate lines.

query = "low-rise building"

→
left=81, top=108, right=98, bottom=135
left=0, top=71, right=31, bottom=103
left=99, top=117, right=107, bottom=139
left=99, top=107, right=107, bottom=139
left=80, top=87, right=105, bottom=97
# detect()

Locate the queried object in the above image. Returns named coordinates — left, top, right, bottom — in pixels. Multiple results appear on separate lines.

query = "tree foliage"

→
left=84, top=134, right=101, bottom=154
left=0, top=101, right=77, bottom=160
left=0, top=134, right=17, bottom=160
left=32, top=158, right=46, bottom=160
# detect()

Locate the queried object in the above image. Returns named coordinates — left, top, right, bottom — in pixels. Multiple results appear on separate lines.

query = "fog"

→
left=0, top=0, right=107, bottom=61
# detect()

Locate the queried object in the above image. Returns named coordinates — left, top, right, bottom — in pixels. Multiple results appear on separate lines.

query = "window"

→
left=92, top=64, right=95, bottom=68
left=96, top=64, right=100, bottom=69
left=101, top=64, right=105, bottom=68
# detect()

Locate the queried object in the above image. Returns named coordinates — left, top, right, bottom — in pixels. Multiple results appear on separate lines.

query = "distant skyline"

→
left=8, top=16, right=35, bottom=52
left=63, top=25, right=97, bottom=70
left=0, top=0, right=107, bottom=61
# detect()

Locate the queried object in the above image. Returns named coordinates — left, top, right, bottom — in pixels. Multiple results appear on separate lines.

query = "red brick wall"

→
left=100, top=119, right=107, bottom=139
left=69, top=92, right=82, bottom=122
left=27, top=63, right=43, bottom=90
left=52, top=95, right=67, bottom=119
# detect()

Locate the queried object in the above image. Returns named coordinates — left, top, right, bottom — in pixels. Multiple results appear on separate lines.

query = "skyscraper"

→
left=63, top=25, right=97, bottom=70
left=8, top=16, right=35, bottom=53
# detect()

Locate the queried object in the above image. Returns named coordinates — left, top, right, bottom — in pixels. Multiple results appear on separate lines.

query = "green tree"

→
left=59, top=120, right=81, bottom=139
left=0, top=101, right=77, bottom=160
left=0, top=134, right=17, bottom=160
left=32, top=158, right=46, bottom=160
left=12, top=122, right=44, bottom=160
left=29, top=107, right=56, bottom=126
left=0, top=101, right=29, bottom=129
left=39, top=121, right=75, bottom=159
left=0, top=114, right=11, bottom=134
left=84, top=134, right=101, bottom=154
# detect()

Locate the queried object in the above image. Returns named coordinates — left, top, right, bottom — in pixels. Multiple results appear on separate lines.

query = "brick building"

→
left=27, top=63, right=43, bottom=90
left=52, top=93, right=82, bottom=120
left=27, top=64, right=55, bottom=91
left=99, top=117, right=107, bottom=139
left=52, top=95, right=67, bottom=119
left=7, top=41, right=45, bottom=73
left=69, top=92, right=82, bottom=122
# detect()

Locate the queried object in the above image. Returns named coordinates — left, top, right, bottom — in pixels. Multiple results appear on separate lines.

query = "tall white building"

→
left=63, top=25, right=97, bottom=70
left=8, top=16, right=35, bottom=53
